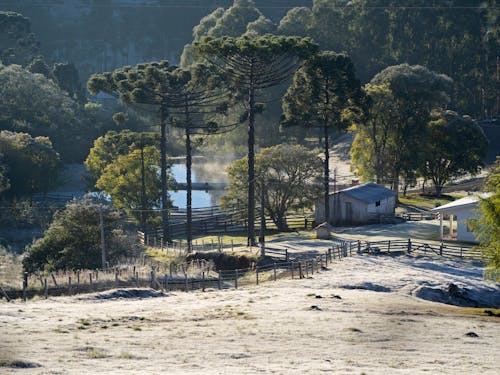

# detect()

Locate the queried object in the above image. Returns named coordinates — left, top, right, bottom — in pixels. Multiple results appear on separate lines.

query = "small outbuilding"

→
left=315, top=182, right=397, bottom=225
left=431, top=194, right=491, bottom=243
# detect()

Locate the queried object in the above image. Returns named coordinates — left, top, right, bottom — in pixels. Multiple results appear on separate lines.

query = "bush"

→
left=22, top=198, right=129, bottom=273
left=186, top=252, right=251, bottom=270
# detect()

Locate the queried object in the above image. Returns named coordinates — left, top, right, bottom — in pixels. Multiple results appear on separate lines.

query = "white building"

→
left=315, top=182, right=397, bottom=225
left=432, top=194, right=492, bottom=243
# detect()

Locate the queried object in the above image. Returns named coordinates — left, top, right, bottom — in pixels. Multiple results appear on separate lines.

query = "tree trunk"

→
left=160, top=102, right=170, bottom=243
left=185, top=126, right=192, bottom=253
left=323, top=122, right=330, bottom=223
left=247, top=63, right=256, bottom=246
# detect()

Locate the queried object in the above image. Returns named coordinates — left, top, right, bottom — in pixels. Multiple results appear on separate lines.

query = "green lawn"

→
left=399, top=192, right=465, bottom=210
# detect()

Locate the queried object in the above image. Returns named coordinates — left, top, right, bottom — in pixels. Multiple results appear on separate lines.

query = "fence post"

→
left=184, top=273, right=188, bottom=292
left=44, top=278, right=48, bottom=299
left=218, top=272, right=222, bottom=290
left=291, top=263, right=294, bottom=279
left=115, top=270, right=119, bottom=287
left=68, top=276, right=72, bottom=295
left=325, top=251, right=328, bottom=267
left=235, top=269, right=238, bottom=289
left=202, top=272, right=205, bottom=292
left=305, top=261, right=309, bottom=278
left=407, top=238, right=412, bottom=254
left=298, top=262, right=303, bottom=279
left=460, top=247, right=463, bottom=259
left=285, top=249, right=289, bottom=262
left=273, top=263, right=277, bottom=281
left=89, top=272, right=93, bottom=289
left=77, top=271, right=80, bottom=290
left=22, top=272, right=28, bottom=302
left=440, top=242, right=443, bottom=256
left=256, top=267, right=259, bottom=285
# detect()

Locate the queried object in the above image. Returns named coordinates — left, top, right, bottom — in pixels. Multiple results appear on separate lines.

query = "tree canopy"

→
left=279, top=0, right=498, bottom=118
left=222, top=144, right=322, bottom=231
left=351, top=64, right=453, bottom=194
left=0, top=11, right=39, bottom=66
left=0, top=64, right=83, bottom=161
left=22, top=199, right=130, bottom=272
left=419, top=110, right=488, bottom=196
left=84, top=130, right=160, bottom=187
left=0, top=130, right=61, bottom=197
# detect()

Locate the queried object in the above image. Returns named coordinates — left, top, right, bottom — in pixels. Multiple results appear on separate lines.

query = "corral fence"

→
left=138, top=205, right=315, bottom=246
left=1, top=238, right=482, bottom=302
left=337, top=238, right=481, bottom=260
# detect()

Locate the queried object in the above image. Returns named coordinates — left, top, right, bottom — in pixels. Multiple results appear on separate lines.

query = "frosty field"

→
left=1, top=254, right=499, bottom=374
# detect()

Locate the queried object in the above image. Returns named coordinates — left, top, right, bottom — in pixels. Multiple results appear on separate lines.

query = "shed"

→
left=431, top=193, right=492, bottom=243
left=315, top=182, right=397, bottom=225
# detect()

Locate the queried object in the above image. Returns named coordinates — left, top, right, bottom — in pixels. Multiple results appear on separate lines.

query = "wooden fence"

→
left=1, top=237, right=483, bottom=302
left=336, top=238, right=482, bottom=259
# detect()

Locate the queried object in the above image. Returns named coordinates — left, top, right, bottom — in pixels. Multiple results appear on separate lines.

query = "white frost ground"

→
left=1, top=254, right=499, bottom=374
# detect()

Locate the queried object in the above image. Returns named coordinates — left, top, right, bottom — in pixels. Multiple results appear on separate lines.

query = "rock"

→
left=465, top=331, right=479, bottom=338
left=310, top=305, right=322, bottom=311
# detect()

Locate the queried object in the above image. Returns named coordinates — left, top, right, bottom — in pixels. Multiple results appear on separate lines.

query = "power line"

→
left=1, top=2, right=495, bottom=10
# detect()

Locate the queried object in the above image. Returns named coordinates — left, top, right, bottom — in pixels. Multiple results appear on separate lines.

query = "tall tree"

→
left=0, top=64, right=82, bottom=161
left=88, top=61, right=175, bottom=242
left=95, top=146, right=164, bottom=230
left=354, top=64, right=453, bottom=196
left=419, top=110, right=488, bottom=196
left=0, top=11, right=39, bottom=66
left=194, top=35, right=317, bottom=245
left=282, top=51, right=365, bottom=224
left=222, top=144, right=322, bottom=232
left=0, top=131, right=61, bottom=197
left=84, top=130, right=159, bottom=187
left=22, top=198, right=129, bottom=272
left=350, top=83, right=398, bottom=185
left=166, top=64, right=231, bottom=252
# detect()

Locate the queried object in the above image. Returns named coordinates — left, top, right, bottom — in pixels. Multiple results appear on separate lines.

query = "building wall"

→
left=452, top=206, right=479, bottom=243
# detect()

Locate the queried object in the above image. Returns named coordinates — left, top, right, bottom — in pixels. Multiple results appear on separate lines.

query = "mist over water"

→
left=169, top=156, right=235, bottom=208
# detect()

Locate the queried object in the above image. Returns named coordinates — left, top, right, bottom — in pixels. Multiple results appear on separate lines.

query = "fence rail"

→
left=2, top=237, right=483, bottom=302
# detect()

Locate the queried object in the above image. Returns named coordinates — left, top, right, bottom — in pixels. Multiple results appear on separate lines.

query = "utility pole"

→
left=259, top=178, right=266, bottom=257
left=99, top=206, right=106, bottom=269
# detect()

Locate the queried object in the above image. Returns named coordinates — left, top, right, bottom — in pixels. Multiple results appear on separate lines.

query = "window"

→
left=375, top=201, right=381, bottom=207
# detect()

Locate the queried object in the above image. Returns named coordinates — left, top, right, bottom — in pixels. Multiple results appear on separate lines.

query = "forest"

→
left=0, top=0, right=498, bottom=274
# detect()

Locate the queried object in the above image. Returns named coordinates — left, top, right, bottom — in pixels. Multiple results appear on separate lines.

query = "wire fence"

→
left=0, top=237, right=483, bottom=302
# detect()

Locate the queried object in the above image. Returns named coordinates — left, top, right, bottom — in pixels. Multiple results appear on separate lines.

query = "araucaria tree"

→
left=194, top=35, right=317, bottom=245
left=165, top=64, right=231, bottom=252
left=282, top=51, right=365, bottom=224
left=419, top=110, right=488, bottom=196
left=88, top=61, right=175, bottom=242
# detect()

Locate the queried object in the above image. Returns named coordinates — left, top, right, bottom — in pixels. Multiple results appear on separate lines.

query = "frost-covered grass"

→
left=1, top=254, right=499, bottom=374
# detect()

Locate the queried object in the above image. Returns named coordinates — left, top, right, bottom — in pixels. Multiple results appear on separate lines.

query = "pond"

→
left=169, top=156, right=234, bottom=208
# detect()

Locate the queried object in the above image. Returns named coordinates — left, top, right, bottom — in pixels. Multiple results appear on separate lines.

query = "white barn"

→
left=432, top=194, right=492, bottom=243
left=315, top=182, right=397, bottom=225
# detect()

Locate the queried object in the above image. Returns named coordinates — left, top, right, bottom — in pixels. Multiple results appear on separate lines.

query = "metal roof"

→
left=431, top=193, right=493, bottom=213
left=339, top=182, right=396, bottom=203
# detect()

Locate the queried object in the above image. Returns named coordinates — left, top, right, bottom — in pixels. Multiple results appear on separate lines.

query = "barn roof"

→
left=340, top=182, right=396, bottom=203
